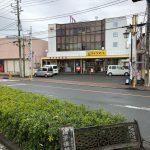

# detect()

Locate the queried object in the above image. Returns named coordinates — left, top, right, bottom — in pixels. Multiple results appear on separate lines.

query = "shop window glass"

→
left=57, top=29, right=61, bottom=36
left=57, top=44, right=61, bottom=51
left=91, top=34, right=95, bottom=42
left=78, top=43, right=82, bottom=50
left=95, top=42, right=101, bottom=50
left=70, top=44, right=73, bottom=50
left=73, top=28, right=78, bottom=35
left=74, top=43, right=78, bottom=50
left=70, top=29, right=73, bottom=35
left=86, top=43, right=91, bottom=50
left=86, top=27, right=90, bottom=33
left=74, top=36, right=78, bottom=43
left=95, top=34, right=101, bottom=42
left=70, top=36, right=74, bottom=43
left=61, top=29, right=65, bottom=36
left=57, top=37, right=61, bottom=44
left=91, top=43, right=95, bottom=49
left=86, top=35, right=91, bottom=42
left=78, top=36, right=81, bottom=43
left=62, top=44, right=65, bottom=51
left=66, top=30, right=70, bottom=35
left=113, top=32, right=118, bottom=37
left=113, top=42, right=118, bottom=47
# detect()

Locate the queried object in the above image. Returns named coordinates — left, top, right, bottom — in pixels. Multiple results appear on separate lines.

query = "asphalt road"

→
left=0, top=75, right=150, bottom=144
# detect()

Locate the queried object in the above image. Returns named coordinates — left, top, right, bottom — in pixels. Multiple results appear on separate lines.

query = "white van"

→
left=44, top=65, right=59, bottom=75
left=107, top=65, right=129, bottom=76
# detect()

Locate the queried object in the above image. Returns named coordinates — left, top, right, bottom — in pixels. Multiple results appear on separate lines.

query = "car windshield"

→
left=53, top=66, right=57, bottom=69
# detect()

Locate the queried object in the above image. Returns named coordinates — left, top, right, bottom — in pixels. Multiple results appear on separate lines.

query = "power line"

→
left=30, top=23, right=146, bottom=40
left=22, top=0, right=59, bottom=7
left=0, top=15, right=16, bottom=20
left=0, top=22, right=17, bottom=31
left=21, top=0, right=128, bottom=22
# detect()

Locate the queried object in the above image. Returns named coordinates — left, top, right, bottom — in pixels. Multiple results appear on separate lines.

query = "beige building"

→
left=0, top=38, right=48, bottom=76
left=42, top=17, right=129, bottom=74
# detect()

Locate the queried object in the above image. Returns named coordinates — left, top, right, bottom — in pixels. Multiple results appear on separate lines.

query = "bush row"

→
left=0, top=85, right=125, bottom=150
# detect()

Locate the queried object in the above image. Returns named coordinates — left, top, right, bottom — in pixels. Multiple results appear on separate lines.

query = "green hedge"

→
left=0, top=85, right=125, bottom=150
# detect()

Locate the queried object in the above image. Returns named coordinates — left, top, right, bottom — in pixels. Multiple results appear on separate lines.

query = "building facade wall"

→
left=48, top=24, right=57, bottom=52
left=54, top=20, right=105, bottom=52
left=0, top=38, right=48, bottom=75
left=105, top=17, right=129, bottom=55
left=45, top=17, right=129, bottom=73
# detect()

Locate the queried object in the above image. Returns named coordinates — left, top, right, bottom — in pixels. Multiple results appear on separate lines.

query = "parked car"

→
left=34, top=67, right=53, bottom=77
left=44, top=65, right=59, bottom=75
left=107, top=65, right=129, bottom=76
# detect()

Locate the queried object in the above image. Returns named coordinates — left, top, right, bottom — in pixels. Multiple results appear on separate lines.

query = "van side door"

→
left=112, top=66, right=117, bottom=75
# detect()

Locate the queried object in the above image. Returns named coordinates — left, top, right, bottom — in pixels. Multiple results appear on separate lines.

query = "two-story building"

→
left=42, top=16, right=129, bottom=73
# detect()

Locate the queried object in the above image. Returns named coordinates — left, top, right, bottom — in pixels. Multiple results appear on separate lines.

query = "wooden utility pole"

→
left=29, top=26, right=33, bottom=79
left=11, top=0, right=23, bottom=77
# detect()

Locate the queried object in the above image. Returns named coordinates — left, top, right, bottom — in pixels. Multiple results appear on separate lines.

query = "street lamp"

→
left=123, top=26, right=133, bottom=83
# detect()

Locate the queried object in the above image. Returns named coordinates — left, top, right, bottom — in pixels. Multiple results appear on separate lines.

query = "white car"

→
left=107, top=65, right=129, bottom=76
left=34, top=67, right=53, bottom=77
left=44, top=65, right=59, bottom=75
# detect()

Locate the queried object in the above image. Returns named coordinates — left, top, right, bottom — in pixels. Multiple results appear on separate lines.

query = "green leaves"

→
left=0, top=85, right=125, bottom=150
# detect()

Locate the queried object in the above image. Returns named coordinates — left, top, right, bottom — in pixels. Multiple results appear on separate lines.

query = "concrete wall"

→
left=0, top=38, right=48, bottom=63
left=0, top=38, right=48, bottom=74
left=48, top=24, right=56, bottom=52
left=105, top=17, right=129, bottom=56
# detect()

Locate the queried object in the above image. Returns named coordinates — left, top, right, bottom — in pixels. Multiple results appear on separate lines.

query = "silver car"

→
left=34, top=67, right=53, bottom=77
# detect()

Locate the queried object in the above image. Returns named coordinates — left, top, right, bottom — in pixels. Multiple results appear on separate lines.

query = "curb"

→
left=0, top=134, right=20, bottom=150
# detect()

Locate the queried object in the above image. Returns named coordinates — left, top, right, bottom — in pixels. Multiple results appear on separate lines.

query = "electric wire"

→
left=21, top=0, right=59, bottom=7
left=21, top=0, right=128, bottom=22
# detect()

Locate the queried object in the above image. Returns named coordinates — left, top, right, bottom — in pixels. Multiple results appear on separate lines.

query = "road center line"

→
left=24, top=83, right=150, bottom=99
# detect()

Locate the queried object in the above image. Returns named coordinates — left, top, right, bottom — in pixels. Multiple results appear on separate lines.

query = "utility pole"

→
left=22, top=36, right=25, bottom=77
left=28, top=26, right=33, bottom=79
left=146, top=0, right=150, bottom=86
left=11, top=0, right=23, bottom=77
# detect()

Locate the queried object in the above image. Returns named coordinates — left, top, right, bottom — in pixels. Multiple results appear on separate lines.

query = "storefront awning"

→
left=41, top=54, right=129, bottom=60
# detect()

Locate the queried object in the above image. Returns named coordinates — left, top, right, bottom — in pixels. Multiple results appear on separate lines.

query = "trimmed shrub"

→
left=0, top=85, right=125, bottom=150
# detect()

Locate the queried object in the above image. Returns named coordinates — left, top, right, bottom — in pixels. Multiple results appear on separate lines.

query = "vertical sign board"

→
left=60, top=127, right=76, bottom=150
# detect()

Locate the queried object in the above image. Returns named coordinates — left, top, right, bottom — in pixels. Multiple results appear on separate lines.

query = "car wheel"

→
left=108, top=72, right=112, bottom=76
left=124, top=72, right=129, bottom=76
left=45, top=74, right=48, bottom=78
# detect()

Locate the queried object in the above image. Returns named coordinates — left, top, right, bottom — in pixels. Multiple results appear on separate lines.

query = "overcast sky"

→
left=0, top=0, right=147, bottom=40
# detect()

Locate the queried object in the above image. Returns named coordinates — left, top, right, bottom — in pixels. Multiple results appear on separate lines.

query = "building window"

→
left=113, top=32, right=118, bottom=37
left=113, top=22, right=118, bottom=28
left=113, top=42, right=118, bottom=47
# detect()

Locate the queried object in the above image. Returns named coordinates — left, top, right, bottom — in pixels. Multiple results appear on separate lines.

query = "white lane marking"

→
left=7, top=83, right=27, bottom=86
left=0, top=79, right=18, bottom=82
left=111, top=104, right=150, bottom=111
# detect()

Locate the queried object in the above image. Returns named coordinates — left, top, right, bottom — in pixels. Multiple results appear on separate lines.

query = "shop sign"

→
left=49, top=56, right=68, bottom=59
left=86, top=50, right=106, bottom=56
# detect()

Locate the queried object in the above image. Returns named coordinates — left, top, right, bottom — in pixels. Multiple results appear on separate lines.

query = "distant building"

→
left=0, top=38, right=48, bottom=76
left=42, top=16, right=129, bottom=73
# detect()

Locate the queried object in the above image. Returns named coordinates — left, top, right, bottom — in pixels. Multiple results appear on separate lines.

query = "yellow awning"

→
left=41, top=54, right=129, bottom=60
